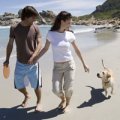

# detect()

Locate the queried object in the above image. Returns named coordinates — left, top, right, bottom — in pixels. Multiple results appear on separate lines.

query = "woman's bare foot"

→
left=58, top=99, right=66, bottom=109
left=21, top=95, right=30, bottom=108
left=63, top=103, right=70, bottom=113
left=58, top=95, right=66, bottom=109
left=62, top=97, right=70, bottom=113
left=35, top=103, right=42, bottom=112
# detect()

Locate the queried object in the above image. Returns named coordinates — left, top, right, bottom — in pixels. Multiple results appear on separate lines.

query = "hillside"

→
left=80, top=0, right=120, bottom=20
left=92, top=0, right=120, bottom=19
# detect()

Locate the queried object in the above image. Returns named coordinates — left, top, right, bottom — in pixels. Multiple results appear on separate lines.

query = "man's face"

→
left=26, top=16, right=37, bottom=25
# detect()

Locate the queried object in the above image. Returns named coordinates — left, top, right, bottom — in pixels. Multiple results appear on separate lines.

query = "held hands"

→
left=28, top=55, right=38, bottom=64
left=28, top=56, right=35, bottom=64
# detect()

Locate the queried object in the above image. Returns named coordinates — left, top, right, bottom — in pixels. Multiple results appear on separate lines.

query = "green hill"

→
left=92, top=0, right=120, bottom=19
left=79, top=0, right=120, bottom=20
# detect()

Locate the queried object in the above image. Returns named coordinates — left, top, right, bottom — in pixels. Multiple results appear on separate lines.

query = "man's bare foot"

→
left=21, top=95, right=30, bottom=108
left=35, top=103, right=42, bottom=112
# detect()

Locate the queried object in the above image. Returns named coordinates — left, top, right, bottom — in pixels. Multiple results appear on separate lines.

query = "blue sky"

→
left=0, top=0, right=106, bottom=16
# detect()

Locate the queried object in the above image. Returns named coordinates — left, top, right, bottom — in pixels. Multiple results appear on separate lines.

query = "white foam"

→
left=0, top=54, right=16, bottom=61
left=0, top=26, right=10, bottom=29
left=39, top=25, right=51, bottom=28
left=74, top=28, right=95, bottom=34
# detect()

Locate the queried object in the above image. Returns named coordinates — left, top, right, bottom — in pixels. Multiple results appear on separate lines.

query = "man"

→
left=3, top=6, right=42, bottom=112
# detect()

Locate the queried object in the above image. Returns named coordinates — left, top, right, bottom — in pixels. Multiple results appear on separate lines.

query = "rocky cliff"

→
left=0, top=10, right=56, bottom=26
left=91, top=0, right=120, bottom=19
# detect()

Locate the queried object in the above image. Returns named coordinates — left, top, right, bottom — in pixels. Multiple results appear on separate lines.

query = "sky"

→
left=0, top=0, right=106, bottom=16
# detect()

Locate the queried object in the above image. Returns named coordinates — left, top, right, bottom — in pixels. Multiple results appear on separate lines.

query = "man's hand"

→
left=3, top=60, right=9, bottom=67
left=28, top=56, right=34, bottom=64
left=28, top=55, right=38, bottom=64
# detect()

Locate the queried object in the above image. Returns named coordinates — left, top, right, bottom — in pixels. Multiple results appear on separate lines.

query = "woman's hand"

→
left=83, top=64, right=89, bottom=73
left=28, top=55, right=37, bottom=64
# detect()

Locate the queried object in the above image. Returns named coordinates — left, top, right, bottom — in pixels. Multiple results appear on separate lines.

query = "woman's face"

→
left=61, top=19, right=72, bottom=29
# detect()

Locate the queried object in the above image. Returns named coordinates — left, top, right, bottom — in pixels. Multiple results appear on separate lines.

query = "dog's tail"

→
left=102, top=59, right=107, bottom=69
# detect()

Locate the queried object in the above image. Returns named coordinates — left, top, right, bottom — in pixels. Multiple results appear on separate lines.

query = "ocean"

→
left=0, top=25, right=118, bottom=63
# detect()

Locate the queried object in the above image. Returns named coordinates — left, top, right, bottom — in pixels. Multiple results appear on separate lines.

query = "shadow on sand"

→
left=77, top=86, right=111, bottom=108
left=0, top=105, right=64, bottom=120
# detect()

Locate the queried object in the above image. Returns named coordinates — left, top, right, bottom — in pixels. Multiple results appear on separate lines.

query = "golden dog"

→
left=97, top=60, right=114, bottom=97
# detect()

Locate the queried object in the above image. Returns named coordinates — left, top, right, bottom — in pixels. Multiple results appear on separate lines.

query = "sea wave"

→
left=0, top=25, right=95, bottom=34
left=0, top=25, right=51, bottom=29
left=0, top=26, right=10, bottom=29
left=39, top=25, right=51, bottom=28
left=0, top=54, right=16, bottom=61
left=74, top=28, right=95, bottom=34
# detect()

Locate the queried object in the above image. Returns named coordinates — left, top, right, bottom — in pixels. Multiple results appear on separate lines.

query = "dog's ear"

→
left=107, top=74, right=111, bottom=78
left=97, top=73, right=102, bottom=78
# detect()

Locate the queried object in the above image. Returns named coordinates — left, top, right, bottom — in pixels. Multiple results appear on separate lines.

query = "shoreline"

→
left=0, top=31, right=119, bottom=64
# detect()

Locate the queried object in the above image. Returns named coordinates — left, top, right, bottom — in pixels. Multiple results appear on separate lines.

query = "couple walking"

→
left=4, top=6, right=89, bottom=112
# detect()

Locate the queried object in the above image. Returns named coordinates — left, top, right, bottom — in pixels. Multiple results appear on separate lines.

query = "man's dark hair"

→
left=21, top=6, right=39, bottom=20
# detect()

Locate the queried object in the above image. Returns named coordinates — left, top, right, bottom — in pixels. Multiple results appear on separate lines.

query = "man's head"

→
left=21, top=6, right=39, bottom=24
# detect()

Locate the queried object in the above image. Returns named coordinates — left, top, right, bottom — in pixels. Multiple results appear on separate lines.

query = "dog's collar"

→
left=104, top=80, right=110, bottom=84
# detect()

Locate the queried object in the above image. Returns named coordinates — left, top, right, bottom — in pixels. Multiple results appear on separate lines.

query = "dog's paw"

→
left=107, top=95, right=111, bottom=99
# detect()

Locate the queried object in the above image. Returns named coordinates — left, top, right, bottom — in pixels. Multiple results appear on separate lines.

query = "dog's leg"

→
left=102, top=83, right=104, bottom=90
left=111, top=86, right=114, bottom=94
left=104, top=89, right=107, bottom=97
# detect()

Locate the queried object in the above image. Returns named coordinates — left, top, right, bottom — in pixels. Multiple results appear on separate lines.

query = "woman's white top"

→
left=46, top=31, right=76, bottom=62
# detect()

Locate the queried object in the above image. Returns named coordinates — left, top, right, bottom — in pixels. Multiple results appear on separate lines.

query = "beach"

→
left=0, top=27, right=120, bottom=120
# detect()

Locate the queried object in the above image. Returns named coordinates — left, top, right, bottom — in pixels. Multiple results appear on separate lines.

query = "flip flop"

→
left=3, top=65, right=10, bottom=79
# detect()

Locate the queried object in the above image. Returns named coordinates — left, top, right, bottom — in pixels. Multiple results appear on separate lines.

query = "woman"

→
left=36, top=11, right=89, bottom=112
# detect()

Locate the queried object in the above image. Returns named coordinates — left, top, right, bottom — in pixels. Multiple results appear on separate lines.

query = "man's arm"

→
left=4, top=38, right=14, bottom=66
left=28, top=36, right=42, bottom=64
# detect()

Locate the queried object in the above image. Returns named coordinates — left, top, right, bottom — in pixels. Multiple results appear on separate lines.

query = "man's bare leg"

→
left=34, top=87, right=42, bottom=112
left=18, top=88, right=30, bottom=108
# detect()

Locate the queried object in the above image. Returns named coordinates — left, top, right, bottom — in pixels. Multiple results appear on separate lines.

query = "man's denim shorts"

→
left=14, top=61, right=42, bottom=89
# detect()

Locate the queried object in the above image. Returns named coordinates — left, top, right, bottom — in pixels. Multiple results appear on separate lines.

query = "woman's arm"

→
left=36, top=39, right=50, bottom=60
left=71, top=41, right=89, bottom=72
left=38, top=39, right=50, bottom=58
left=28, top=39, right=50, bottom=64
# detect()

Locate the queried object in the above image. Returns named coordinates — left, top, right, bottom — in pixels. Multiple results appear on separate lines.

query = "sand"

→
left=0, top=32, right=120, bottom=120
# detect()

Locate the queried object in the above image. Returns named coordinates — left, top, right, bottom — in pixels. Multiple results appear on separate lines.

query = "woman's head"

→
left=51, top=11, right=72, bottom=31
left=21, top=6, right=39, bottom=21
